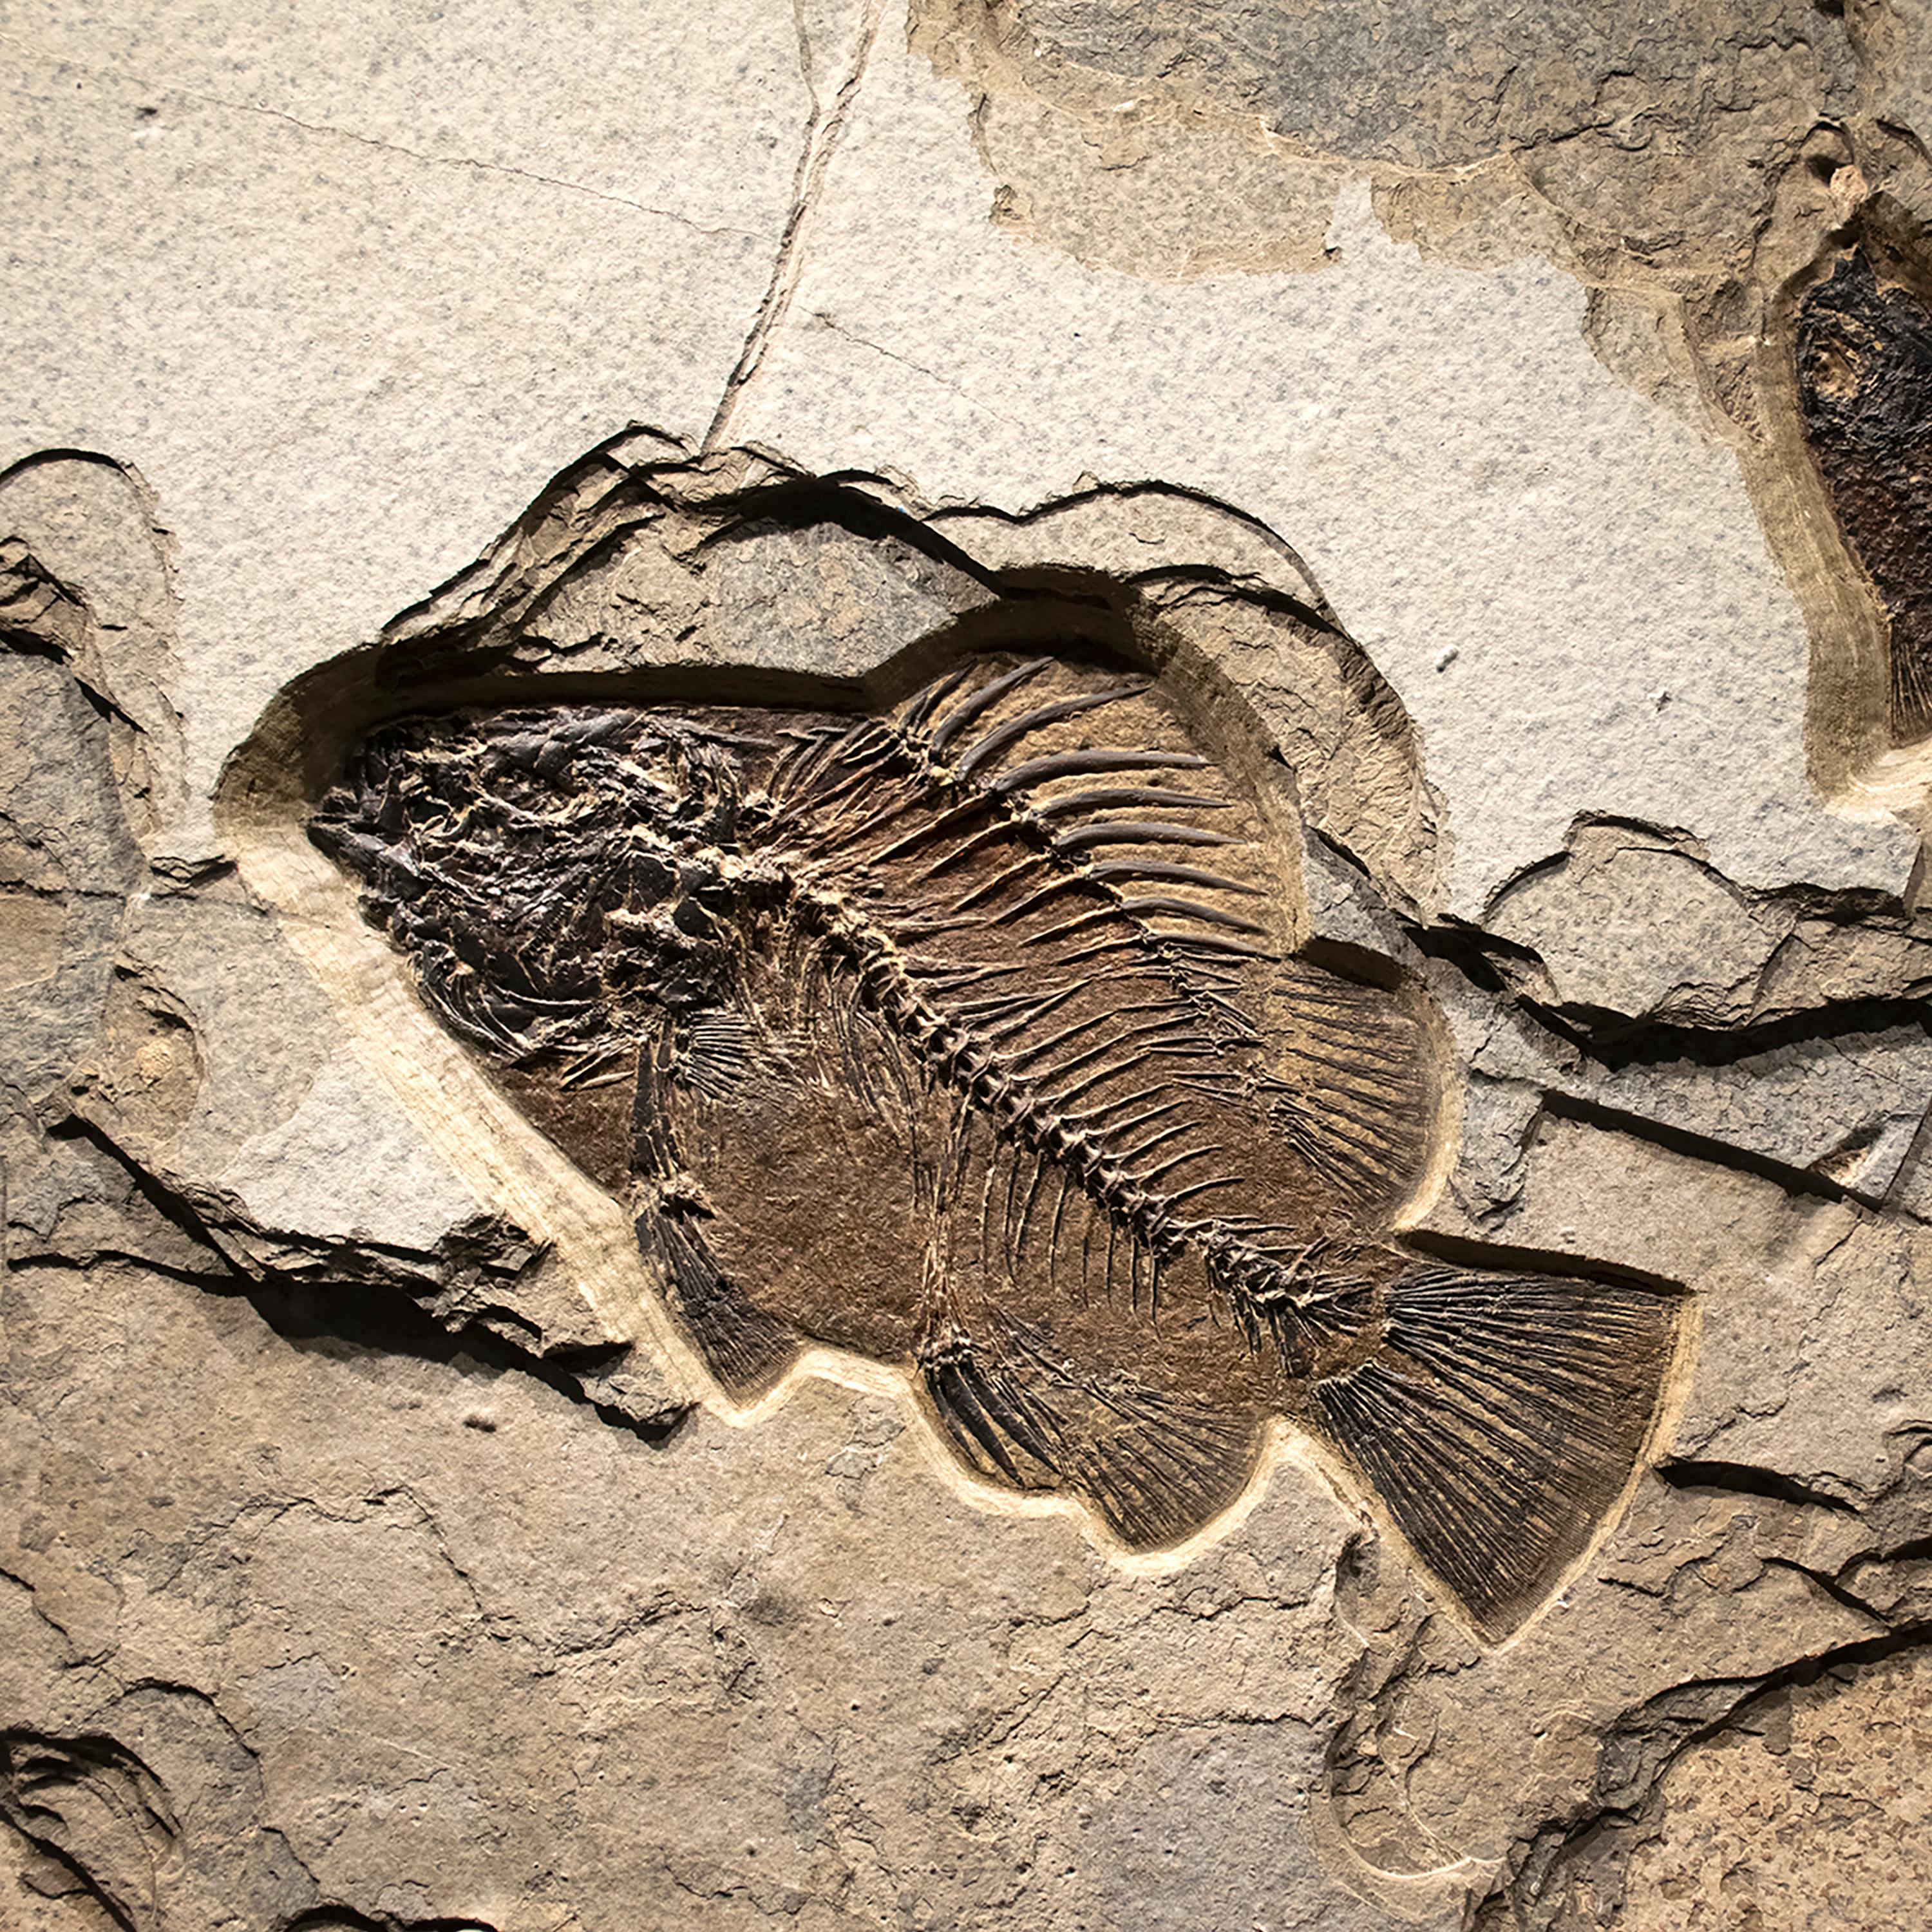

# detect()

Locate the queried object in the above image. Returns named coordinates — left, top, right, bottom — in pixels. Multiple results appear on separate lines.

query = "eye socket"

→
left=630, top=854, right=676, bottom=901
left=672, top=897, right=716, bottom=939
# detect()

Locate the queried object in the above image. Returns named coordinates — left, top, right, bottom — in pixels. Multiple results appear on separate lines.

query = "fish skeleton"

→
left=312, top=649, right=1682, bottom=1640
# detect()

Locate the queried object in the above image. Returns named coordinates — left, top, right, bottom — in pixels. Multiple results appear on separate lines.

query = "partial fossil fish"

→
left=312, top=650, right=1681, bottom=1638
left=1797, top=247, right=1932, bottom=741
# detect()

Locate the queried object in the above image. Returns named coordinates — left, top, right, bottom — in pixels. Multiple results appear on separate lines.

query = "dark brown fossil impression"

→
left=1797, top=238, right=1932, bottom=744
left=310, top=645, right=1680, bottom=1641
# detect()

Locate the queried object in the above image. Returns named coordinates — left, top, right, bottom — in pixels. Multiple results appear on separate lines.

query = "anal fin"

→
left=920, top=1321, right=1265, bottom=1550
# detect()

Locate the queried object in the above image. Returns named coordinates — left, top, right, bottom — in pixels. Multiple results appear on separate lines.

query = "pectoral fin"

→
left=638, top=1210, right=802, bottom=1401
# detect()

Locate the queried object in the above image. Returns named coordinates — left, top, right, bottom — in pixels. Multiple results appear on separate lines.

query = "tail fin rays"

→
left=1314, top=1265, right=1681, bottom=1638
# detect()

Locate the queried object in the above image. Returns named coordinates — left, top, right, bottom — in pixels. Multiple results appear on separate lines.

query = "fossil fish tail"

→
left=1217, top=1242, right=1683, bottom=1638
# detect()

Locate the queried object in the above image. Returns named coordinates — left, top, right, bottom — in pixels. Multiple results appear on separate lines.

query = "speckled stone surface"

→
left=5, top=5, right=1932, bottom=1928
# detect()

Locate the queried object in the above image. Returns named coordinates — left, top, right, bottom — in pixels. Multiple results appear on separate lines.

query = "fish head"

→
left=310, top=704, right=774, bottom=1052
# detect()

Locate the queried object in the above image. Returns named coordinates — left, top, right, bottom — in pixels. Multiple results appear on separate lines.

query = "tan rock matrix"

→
left=5, top=5, right=1932, bottom=1929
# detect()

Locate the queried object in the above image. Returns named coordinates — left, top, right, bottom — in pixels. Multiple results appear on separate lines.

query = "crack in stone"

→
left=1473, top=1618, right=1932, bottom=1929
left=0, top=33, right=768, bottom=245
left=1655, top=1457, right=1861, bottom=1515
left=38, top=1110, right=696, bottom=1449
left=705, top=0, right=895, bottom=450
left=809, top=311, right=1037, bottom=431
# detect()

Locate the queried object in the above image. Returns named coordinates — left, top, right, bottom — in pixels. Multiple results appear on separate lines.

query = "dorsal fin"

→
left=952, top=683, right=1148, bottom=778
left=927, top=658, right=1050, bottom=754
left=887, top=660, right=1435, bottom=1220
left=891, top=653, right=1287, bottom=966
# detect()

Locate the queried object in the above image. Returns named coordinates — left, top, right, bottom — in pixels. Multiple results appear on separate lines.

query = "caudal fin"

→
left=1312, top=1264, right=1682, bottom=1640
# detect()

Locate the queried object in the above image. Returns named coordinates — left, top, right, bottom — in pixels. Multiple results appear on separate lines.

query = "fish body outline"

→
left=314, top=649, right=1683, bottom=1641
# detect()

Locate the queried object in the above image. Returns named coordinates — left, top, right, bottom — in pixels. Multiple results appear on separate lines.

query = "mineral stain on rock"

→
left=1797, top=248, right=1932, bottom=744
left=312, top=649, right=1683, bottom=1641
left=914, top=0, right=1866, bottom=288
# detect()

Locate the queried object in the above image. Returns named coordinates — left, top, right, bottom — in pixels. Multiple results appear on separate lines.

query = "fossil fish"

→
left=1797, top=247, right=1932, bottom=743
left=312, top=650, right=1680, bottom=1639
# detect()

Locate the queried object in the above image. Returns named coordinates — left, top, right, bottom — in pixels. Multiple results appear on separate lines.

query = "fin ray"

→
left=1313, top=1266, right=1680, bottom=1637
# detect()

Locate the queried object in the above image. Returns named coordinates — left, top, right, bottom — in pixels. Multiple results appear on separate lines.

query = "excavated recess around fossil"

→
left=11, top=431, right=1932, bottom=1932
